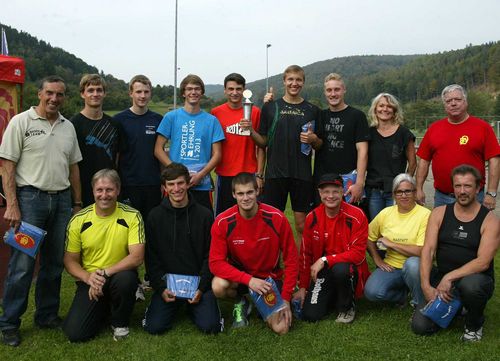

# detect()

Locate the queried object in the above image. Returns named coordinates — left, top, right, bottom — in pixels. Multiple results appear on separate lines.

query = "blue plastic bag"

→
left=249, top=277, right=286, bottom=320
left=4, top=221, right=47, bottom=258
left=163, top=273, right=200, bottom=299
left=420, top=296, right=462, bottom=328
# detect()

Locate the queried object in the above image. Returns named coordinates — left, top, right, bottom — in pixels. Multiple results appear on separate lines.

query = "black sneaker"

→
left=1, top=329, right=21, bottom=347
left=36, top=316, right=63, bottom=329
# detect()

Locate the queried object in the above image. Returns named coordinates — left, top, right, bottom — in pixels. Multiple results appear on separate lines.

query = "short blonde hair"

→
left=324, top=73, right=345, bottom=86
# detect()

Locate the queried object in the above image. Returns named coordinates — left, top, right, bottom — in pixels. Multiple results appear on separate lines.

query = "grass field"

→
left=1, top=199, right=499, bottom=361
left=105, top=102, right=172, bottom=117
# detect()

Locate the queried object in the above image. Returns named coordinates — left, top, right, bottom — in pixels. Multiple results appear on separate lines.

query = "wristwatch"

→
left=321, top=256, right=329, bottom=268
left=486, top=191, right=497, bottom=198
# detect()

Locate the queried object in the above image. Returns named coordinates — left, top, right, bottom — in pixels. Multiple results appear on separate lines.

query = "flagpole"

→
left=173, top=0, right=178, bottom=109
left=266, top=44, right=271, bottom=92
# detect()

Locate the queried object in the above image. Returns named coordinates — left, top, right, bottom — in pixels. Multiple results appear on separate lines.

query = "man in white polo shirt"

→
left=0, top=75, right=82, bottom=347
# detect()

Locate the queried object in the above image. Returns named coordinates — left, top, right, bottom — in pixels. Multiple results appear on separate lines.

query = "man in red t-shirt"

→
left=209, top=173, right=298, bottom=335
left=211, top=73, right=265, bottom=215
left=294, top=173, right=369, bottom=324
left=416, top=84, right=500, bottom=209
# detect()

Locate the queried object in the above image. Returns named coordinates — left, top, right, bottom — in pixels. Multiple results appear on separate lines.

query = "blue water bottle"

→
left=300, top=121, right=315, bottom=155
left=292, top=298, right=303, bottom=319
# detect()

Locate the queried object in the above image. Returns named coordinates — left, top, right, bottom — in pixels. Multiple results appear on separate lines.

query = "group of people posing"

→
left=0, top=64, right=498, bottom=347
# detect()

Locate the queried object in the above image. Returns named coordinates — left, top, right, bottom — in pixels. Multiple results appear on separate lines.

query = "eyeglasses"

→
left=395, top=189, right=415, bottom=197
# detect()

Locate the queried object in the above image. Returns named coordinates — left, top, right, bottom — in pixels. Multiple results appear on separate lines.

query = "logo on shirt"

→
left=452, top=229, right=468, bottom=240
left=281, top=107, right=304, bottom=116
left=232, top=239, right=245, bottom=245
left=226, top=123, right=250, bottom=136
left=459, top=135, right=469, bottom=145
left=145, top=125, right=156, bottom=135
left=25, top=129, right=46, bottom=138
left=180, top=120, right=201, bottom=160
left=325, top=117, right=345, bottom=150
left=393, top=238, right=408, bottom=243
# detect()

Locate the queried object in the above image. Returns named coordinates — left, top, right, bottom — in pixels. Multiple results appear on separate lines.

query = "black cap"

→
left=317, top=173, right=343, bottom=188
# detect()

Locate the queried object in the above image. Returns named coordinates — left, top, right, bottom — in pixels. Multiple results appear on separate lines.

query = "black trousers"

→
left=143, top=290, right=222, bottom=334
left=411, top=271, right=494, bottom=335
left=215, top=175, right=236, bottom=215
left=63, top=270, right=138, bottom=342
left=302, top=263, right=358, bottom=322
left=121, top=185, right=162, bottom=221
left=190, top=190, right=213, bottom=212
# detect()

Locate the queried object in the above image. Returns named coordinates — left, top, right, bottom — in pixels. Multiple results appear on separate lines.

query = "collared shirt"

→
left=0, top=107, right=82, bottom=191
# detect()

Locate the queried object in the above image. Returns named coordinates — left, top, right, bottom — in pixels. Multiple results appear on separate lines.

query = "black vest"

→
left=436, top=204, right=493, bottom=279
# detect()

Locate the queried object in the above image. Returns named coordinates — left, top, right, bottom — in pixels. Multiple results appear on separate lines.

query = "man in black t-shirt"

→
left=314, top=73, right=370, bottom=204
left=412, top=165, right=499, bottom=342
left=71, top=74, right=120, bottom=206
left=242, top=65, right=320, bottom=240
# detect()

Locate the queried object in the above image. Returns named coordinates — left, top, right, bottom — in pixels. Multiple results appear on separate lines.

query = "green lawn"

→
left=1, top=203, right=499, bottom=361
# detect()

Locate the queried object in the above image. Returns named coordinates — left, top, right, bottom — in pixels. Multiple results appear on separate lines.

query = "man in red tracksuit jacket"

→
left=209, top=172, right=299, bottom=335
left=294, top=173, right=370, bottom=323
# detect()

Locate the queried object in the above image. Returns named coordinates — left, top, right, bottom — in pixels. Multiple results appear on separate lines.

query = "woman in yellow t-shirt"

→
left=364, top=173, right=430, bottom=306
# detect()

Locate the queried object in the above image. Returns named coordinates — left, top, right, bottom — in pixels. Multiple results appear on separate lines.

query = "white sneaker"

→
left=135, top=285, right=146, bottom=301
left=141, top=279, right=152, bottom=291
left=335, top=308, right=355, bottom=324
left=112, top=326, right=130, bottom=341
left=461, top=327, right=482, bottom=342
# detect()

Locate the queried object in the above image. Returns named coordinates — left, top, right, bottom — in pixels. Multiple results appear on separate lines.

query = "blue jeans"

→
left=434, top=189, right=484, bottom=208
left=364, top=257, right=425, bottom=306
left=0, top=187, right=72, bottom=330
left=365, top=187, right=394, bottom=221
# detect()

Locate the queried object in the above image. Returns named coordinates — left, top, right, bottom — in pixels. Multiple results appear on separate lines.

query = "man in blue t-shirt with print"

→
left=155, top=74, right=224, bottom=211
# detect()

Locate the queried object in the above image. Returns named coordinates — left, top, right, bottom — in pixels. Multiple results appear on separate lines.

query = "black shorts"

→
left=190, top=190, right=213, bottom=212
left=215, top=175, right=237, bottom=215
left=263, top=178, right=314, bottom=213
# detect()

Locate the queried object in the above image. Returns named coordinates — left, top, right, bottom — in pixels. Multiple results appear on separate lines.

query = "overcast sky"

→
left=2, top=0, right=499, bottom=86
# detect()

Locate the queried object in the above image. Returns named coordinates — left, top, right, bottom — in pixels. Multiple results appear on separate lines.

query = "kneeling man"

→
left=210, top=173, right=298, bottom=335
left=294, top=174, right=370, bottom=323
left=63, top=169, right=145, bottom=342
left=412, top=165, right=499, bottom=342
left=142, top=163, right=222, bottom=334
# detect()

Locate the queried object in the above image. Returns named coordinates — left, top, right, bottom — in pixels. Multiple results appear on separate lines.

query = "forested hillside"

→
left=1, top=23, right=499, bottom=129
left=0, top=24, right=177, bottom=116
left=245, top=42, right=499, bottom=107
